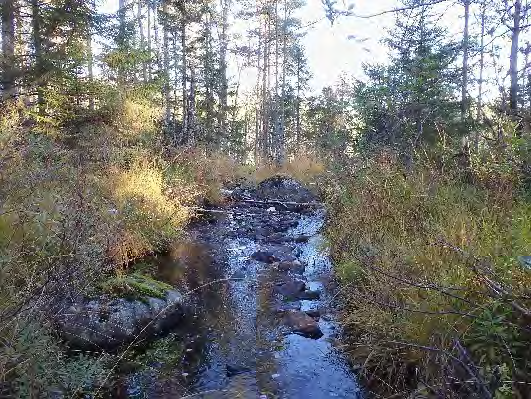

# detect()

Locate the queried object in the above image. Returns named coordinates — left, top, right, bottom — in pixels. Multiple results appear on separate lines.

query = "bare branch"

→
left=350, top=0, right=453, bottom=19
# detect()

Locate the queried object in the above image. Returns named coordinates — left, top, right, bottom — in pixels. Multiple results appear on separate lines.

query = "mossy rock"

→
left=100, top=273, right=174, bottom=301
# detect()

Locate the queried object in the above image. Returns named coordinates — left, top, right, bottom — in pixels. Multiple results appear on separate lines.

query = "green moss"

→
left=100, top=272, right=173, bottom=300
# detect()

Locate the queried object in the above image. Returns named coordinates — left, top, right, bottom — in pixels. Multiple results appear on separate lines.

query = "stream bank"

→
left=111, top=177, right=363, bottom=398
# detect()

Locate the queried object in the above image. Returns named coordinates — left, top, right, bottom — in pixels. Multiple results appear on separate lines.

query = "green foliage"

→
left=304, top=82, right=357, bottom=158
left=100, top=273, right=174, bottom=300
left=466, top=302, right=523, bottom=366
left=2, top=321, right=109, bottom=398
left=354, top=4, right=461, bottom=151
left=326, top=151, right=531, bottom=396
left=127, top=332, right=185, bottom=375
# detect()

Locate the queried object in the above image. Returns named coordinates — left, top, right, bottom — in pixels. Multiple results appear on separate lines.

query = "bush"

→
left=0, top=99, right=207, bottom=396
left=1, top=320, right=109, bottom=398
left=326, top=150, right=531, bottom=397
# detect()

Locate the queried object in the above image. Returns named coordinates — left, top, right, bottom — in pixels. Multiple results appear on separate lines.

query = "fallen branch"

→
left=237, top=198, right=322, bottom=209
left=435, top=238, right=531, bottom=317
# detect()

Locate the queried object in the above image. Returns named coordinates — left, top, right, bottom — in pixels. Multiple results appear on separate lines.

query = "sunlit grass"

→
left=326, top=152, right=531, bottom=396
left=255, top=153, right=326, bottom=185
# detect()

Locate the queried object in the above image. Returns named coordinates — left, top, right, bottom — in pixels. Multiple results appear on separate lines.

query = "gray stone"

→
left=298, top=290, right=321, bottom=300
left=305, top=309, right=321, bottom=318
left=275, top=260, right=305, bottom=275
left=55, top=290, right=186, bottom=350
left=257, top=176, right=317, bottom=204
left=273, top=301, right=302, bottom=314
left=518, top=256, right=531, bottom=270
left=251, top=251, right=280, bottom=263
left=273, top=280, right=306, bottom=298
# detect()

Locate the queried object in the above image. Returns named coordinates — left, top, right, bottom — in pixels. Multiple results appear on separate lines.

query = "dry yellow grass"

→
left=254, top=153, right=326, bottom=184
left=326, top=152, right=531, bottom=397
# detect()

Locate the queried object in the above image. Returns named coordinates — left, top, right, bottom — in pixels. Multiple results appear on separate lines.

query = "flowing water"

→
left=115, top=198, right=363, bottom=399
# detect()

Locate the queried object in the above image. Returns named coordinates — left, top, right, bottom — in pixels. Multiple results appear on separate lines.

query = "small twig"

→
left=435, top=238, right=531, bottom=317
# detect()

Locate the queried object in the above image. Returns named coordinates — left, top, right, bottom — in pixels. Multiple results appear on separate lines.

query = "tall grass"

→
left=0, top=97, right=210, bottom=397
left=326, top=150, right=531, bottom=398
left=254, top=153, right=326, bottom=185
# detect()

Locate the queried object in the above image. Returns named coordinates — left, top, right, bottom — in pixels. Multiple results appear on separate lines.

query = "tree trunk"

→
left=254, top=16, right=263, bottom=163
left=187, top=65, right=196, bottom=145
left=203, top=11, right=215, bottom=139
left=477, top=0, right=486, bottom=125
left=1, top=0, right=16, bottom=100
left=460, top=0, right=470, bottom=120
left=118, top=0, right=127, bottom=86
left=162, top=1, right=171, bottom=123
left=277, top=0, right=287, bottom=166
left=181, top=21, right=188, bottom=144
left=87, top=34, right=94, bottom=111
left=296, top=50, right=301, bottom=148
left=147, top=0, right=152, bottom=81
left=262, top=13, right=271, bottom=161
left=138, top=0, right=147, bottom=82
left=31, top=0, right=44, bottom=116
left=522, top=42, right=529, bottom=110
left=509, top=0, right=522, bottom=114
left=219, top=0, right=229, bottom=136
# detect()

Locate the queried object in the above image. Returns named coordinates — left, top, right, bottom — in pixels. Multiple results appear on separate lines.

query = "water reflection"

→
left=118, top=206, right=362, bottom=398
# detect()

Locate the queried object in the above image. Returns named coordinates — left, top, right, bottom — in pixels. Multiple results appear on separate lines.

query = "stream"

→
left=114, top=184, right=363, bottom=399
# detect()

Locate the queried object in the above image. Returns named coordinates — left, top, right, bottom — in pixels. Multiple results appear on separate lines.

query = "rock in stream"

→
left=109, top=176, right=363, bottom=398
left=55, top=290, right=186, bottom=350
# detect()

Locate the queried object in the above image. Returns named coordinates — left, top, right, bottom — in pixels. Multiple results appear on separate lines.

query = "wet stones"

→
left=55, top=290, right=186, bottom=350
left=273, top=301, right=302, bottom=314
left=252, top=250, right=280, bottom=264
left=298, top=290, right=321, bottom=300
left=257, top=175, right=317, bottom=204
left=226, top=364, right=252, bottom=377
left=273, top=279, right=306, bottom=298
left=283, top=311, right=323, bottom=339
left=272, top=277, right=321, bottom=301
left=293, top=235, right=310, bottom=243
left=304, top=308, right=321, bottom=318
left=264, top=232, right=290, bottom=244
left=252, top=245, right=297, bottom=263
left=275, top=260, right=305, bottom=275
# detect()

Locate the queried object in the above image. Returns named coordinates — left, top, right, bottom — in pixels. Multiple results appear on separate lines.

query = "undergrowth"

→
left=0, top=98, right=216, bottom=397
left=326, top=149, right=531, bottom=398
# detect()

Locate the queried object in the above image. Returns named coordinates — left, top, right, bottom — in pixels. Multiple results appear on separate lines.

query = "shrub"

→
left=326, top=151, right=531, bottom=397
left=0, top=104, right=206, bottom=396
left=254, top=153, right=326, bottom=184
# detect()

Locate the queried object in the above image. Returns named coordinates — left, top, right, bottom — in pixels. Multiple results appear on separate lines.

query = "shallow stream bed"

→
left=114, top=195, right=363, bottom=399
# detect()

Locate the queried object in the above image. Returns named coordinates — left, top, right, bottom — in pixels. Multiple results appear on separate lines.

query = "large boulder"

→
left=55, top=290, right=186, bottom=350
left=256, top=176, right=317, bottom=203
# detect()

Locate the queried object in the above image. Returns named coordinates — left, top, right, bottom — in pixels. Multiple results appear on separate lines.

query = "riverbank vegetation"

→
left=322, top=1, right=531, bottom=397
left=1, top=0, right=531, bottom=397
left=326, top=147, right=531, bottom=397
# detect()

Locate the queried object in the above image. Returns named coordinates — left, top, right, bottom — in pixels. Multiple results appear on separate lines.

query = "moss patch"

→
left=99, top=272, right=174, bottom=300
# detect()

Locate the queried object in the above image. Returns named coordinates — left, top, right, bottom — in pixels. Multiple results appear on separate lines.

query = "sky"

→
left=98, top=0, right=523, bottom=99
left=299, top=0, right=398, bottom=90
